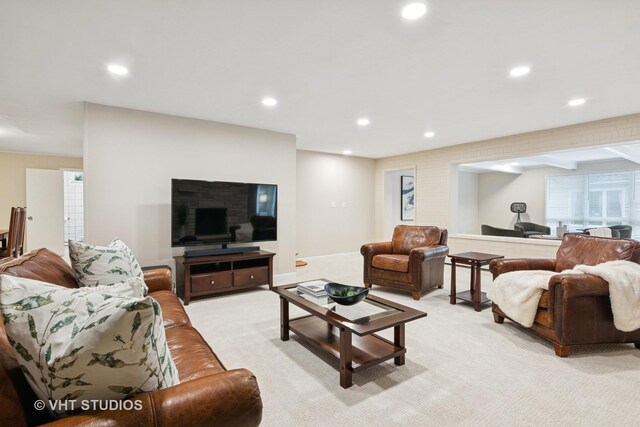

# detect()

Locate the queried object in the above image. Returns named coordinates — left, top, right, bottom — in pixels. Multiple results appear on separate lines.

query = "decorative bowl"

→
left=324, top=283, right=369, bottom=306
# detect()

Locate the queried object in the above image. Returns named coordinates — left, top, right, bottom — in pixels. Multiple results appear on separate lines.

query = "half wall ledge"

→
left=448, top=233, right=560, bottom=260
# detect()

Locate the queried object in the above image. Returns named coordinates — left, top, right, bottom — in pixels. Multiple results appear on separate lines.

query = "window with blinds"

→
left=546, top=171, right=637, bottom=237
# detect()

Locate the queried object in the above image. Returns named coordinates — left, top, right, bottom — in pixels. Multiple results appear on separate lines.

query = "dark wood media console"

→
left=175, top=250, right=275, bottom=305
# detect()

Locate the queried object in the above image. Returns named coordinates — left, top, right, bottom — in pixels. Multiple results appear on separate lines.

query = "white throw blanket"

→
left=487, top=260, right=640, bottom=331
left=487, top=270, right=561, bottom=327
left=588, top=227, right=612, bottom=238
left=573, top=261, right=640, bottom=332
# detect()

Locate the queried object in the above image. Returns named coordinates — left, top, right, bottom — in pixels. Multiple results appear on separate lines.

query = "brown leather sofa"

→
left=489, top=234, right=640, bottom=357
left=361, top=225, right=449, bottom=300
left=0, top=248, right=263, bottom=427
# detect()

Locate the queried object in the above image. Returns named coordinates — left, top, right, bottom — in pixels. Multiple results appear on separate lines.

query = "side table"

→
left=449, top=252, right=504, bottom=311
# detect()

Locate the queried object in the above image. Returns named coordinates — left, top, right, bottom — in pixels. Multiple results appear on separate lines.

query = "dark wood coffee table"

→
left=273, top=280, right=427, bottom=388
left=449, top=252, right=504, bottom=311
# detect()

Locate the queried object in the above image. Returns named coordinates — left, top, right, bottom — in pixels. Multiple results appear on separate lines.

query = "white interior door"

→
left=26, top=168, right=64, bottom=255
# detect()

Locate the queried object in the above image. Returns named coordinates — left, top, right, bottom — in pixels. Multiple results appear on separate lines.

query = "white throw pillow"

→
left=69, top=238, right=148, bottom=294
left=0, top=275, right=179, bottom=417
left=80, top=277, right=146, bottom=299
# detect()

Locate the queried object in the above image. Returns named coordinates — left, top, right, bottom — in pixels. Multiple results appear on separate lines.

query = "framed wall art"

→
left=401, top=175, right=414, bottom=221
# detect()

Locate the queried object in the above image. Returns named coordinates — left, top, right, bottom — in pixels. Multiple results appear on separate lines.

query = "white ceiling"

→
left=1, top=1, right=640, bottom=158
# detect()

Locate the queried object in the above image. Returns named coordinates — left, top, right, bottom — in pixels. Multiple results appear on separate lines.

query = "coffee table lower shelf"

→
left=289, top=315, right=405, bottom=372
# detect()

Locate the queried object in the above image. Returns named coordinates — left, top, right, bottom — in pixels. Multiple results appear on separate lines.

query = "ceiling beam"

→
left=539, top=155, right=578, bottom=170
left=603, top=146, right=640, bottom=165
left=458, top=163, right=522, bottom=174
left=488, top=164, right=523, bottom=174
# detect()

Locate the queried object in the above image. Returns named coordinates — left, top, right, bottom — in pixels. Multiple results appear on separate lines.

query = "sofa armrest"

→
left=489, top=258, right=556, bottom=279
left=360, top=242, right=393, bottom=258
left=142, top=265, right=173, bottom=293
left=410, top=245, right=449, bottom=262
left=42, top=368, right=262, bottom=427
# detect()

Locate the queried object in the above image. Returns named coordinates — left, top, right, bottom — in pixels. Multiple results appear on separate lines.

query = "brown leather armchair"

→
left=489, top=233, right=640, bottom=357
left=361, top=225, right=449, bottom=300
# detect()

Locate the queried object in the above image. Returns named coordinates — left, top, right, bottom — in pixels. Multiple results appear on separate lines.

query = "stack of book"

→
left=296, top=280, right=327, bottom=297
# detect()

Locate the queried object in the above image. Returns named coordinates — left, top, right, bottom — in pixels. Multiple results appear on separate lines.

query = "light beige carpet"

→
left=184, top=253, right=640, bottom=426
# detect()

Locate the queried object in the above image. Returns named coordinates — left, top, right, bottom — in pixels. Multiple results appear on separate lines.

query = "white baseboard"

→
left=297, top=251, right=359, bottom=261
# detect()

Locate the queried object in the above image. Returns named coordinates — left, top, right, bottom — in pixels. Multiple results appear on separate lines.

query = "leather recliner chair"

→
left=481, top=224, right=524, bottom=238
left=489, top=233, right=640, bottom=357
left=584, top=225, right=633, bottom=239
left=610, top=225, right=632, bottom=238
left=514, top=222, right=551, bottom=238
left=361, top=225, right=449, bottom=300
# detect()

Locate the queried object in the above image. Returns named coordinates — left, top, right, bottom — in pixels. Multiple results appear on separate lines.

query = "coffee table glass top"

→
left=285, top=287, right=400, bottom=323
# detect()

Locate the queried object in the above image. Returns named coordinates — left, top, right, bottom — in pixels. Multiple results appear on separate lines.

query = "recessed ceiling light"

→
left=357, top=118, right=370, bottom=126
left=568, top=98, right=586, bottom=107
left=106, top=64, right=129, bottom=76
left=343, top=150, right=352, bottom=155
left=509, top=66, right=530, bottom=77
left=262, top=97, right=278, bottom=107
left=509, top=162, right=520, bottom=166
left=424, top=131, right=435, bottom=138
left=402, top=3, right=427, bottom=20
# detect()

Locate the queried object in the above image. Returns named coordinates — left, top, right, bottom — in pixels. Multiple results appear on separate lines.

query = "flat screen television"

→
left=171, top=179, right=277, bottom=248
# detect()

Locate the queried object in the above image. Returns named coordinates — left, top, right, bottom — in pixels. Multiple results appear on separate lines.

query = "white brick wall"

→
left=448, top=234, right=560, bottom=260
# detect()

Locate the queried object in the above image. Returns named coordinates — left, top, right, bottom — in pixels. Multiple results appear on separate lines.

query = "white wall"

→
left=0, top=152, right=82, bottom=229
left=456, top=171, right=479, bottom=233
left=478, top=168, right=551, bottom=229
left=296, top=150, right=375, bottom=257
left=383, top=169, right=414, bottom=240
left=448, top=234, right=560, bottom=260
left=477, top=158, right=640, bottom=231
left=83, top=103, right=297, bottom=274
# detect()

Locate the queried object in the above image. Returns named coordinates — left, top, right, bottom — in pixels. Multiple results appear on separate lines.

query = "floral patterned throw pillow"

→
left=69, top=238, right=147, bottom=293
left=0, top=275, right=179, bottom=417
left=78, top=277, right=146, bottom=298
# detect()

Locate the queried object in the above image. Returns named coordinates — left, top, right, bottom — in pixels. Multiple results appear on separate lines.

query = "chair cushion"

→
left=372, top=254, right=409, bottom=273
left=165, top=326, right=225, bottom=382
left=524, top=231, right=545, bottom=238
left=391, top=225, right=441, bottom=255
left=538, top=290, right=549, bottom=308
left=533, top=308, right=552, bottom=328
left=151, top=290, right=191, bottom=328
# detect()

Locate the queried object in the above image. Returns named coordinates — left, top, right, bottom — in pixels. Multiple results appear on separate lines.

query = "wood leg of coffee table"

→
left=280, top=296, right=289, bottom=341
left=339, top=327, right=353, bottom=388
left=394, top=324, right=405, bottom=366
